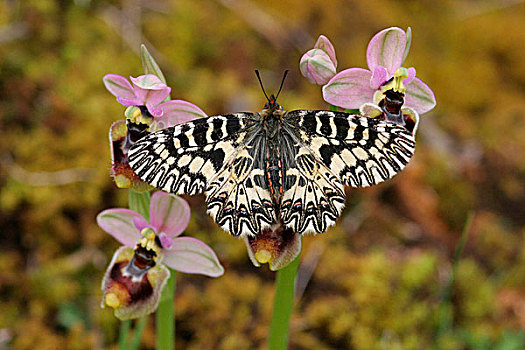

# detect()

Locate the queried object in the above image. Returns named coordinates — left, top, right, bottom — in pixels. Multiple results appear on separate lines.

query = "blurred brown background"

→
left=1, top=0, right=524, bottom=349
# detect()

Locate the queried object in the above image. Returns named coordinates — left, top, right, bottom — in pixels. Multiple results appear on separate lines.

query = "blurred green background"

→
left=1, top=0, right=525, bottom=349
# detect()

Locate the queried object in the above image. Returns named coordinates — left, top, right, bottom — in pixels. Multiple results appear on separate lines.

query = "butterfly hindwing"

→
left=280, top=130, right=345, bottom=234
left=205, top=132, right=277, bottom=236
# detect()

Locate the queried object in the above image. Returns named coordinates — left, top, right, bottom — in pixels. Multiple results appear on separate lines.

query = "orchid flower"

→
left=244, top=225, right=301, bottom=271
left=97, top=191, right=224, bottom=319
left=321, top=27, right=436, bottom=114
left=104, top=71, right=207, bottom=191
left=103, top=74, right=207, bottom=130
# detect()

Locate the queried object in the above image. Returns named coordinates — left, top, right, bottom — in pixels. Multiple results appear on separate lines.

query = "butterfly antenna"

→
left=275, top=70, right=289, bottom=100
left=255, top=70, right=270, bottom=102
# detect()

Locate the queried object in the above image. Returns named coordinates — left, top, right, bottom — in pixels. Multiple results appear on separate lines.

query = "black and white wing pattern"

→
left=286, top=110, right=416, bottom=187
left=129, top=108, right=416, bottom=237
left=128, top=114, right=276, bottom=236
left=278, top=110, right=416, bottom=234
left=204, top=130, right=277, bottom=236
left=277, top=127, right=346, bottom=235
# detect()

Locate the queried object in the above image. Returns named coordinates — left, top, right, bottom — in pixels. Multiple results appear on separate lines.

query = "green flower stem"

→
left=328, top=104, right=338, bottom=112
left=156, top=270, right=176, bottom=350
left=268, top=253, right=300, bottom=350
left=437, top=211, right=474, bottom=335
left=129, top=317, right=148, bottom=350
left=118, top=320, right=131, bottom=350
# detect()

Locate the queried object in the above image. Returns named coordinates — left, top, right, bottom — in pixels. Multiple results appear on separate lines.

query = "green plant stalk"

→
left=329, top=104, right=338, bottom=111
left=268, top=253, right=300, bottom=350
left=128, top=317, right=148, bottom=350
left=437, top=211, right=475, bottom=335
left=118, top=320, right=131, bottom=350
left=156, top=270, right=176, bottom=350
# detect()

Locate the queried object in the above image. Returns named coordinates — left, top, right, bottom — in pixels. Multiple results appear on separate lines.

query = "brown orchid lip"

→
left=131, top=245, right=157, bottom=271
left=373, top=89, right=417, bottom=134
left=108, top=261, right=154, bottom=305
left=109, top=120, right=154, bottom=191
left=245, top=224, right=301, bottom=270
left=126, top=120, right=149, bottom=144
left=104, top=242, right=159, bottom=309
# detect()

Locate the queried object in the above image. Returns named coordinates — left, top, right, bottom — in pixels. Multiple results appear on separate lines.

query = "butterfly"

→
left=128, top=72, right=416, bottom=237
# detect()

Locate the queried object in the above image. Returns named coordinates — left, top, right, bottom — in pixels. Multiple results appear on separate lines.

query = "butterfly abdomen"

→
left=261, top=115, right=285, bottom=204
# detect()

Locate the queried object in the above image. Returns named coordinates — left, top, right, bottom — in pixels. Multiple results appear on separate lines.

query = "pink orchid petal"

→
left=151, top=100, right=206, bottom=130
left=96, top=208, right=142, bottom=247
left=404, top=77, right=436, bottom=114
left=403, top=67, right=416, bottom=84
left=314, top=34, right=337, bottom=67
left=300, top=49, right=337, bottom=85
left=322, top=68, right=376, bottom=109
left=370, top=65, right=388, bottom=89
left=158, top=233, right=173, bottom=249
left=162, top=237, right=224, bottom=277
left=117, top=97, right=142, bottom=107
left=150, top=191, right=191, bottom=238
left=367, top=27, right=406, bottom=75
left=133, top=216, right=152, bottom=232
left=130, top=75, right=171, bottom=107
left=130, top=75, right=167, bottom=90
left=133, top=87, right=171, bottom=109
left=145, top=102, right=164, bottom=117
left=103, top=74, right=137, bottom=100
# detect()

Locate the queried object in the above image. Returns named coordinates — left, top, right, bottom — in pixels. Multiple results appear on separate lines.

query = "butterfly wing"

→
left=129, top=113, right=276, bottom=236
left=279, top=110, right=416, bottom=234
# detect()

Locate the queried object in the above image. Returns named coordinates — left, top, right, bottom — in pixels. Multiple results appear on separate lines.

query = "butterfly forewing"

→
left=129, top=114, right=255, bottom=194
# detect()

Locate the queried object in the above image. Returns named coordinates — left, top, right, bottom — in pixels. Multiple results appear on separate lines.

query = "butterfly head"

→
left=256, top=70, right=288, bottom=113
left=263, top=94, right=282, bottom=111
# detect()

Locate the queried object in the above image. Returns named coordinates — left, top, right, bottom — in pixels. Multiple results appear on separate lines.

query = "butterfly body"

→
left=129, top=102, right=416, bottom=237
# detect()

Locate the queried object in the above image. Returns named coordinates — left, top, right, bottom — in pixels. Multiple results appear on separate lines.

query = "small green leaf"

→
left=57, top=303, right=86, bottom=329
left=402, top=27, right=412, bottom=64
left=141, top=45, right=166, bottom=84
left=129, top=189, right=151, bottom=221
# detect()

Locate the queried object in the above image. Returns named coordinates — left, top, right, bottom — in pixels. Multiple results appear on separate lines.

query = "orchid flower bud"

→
left=300, top=49, right=337, bottom=85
